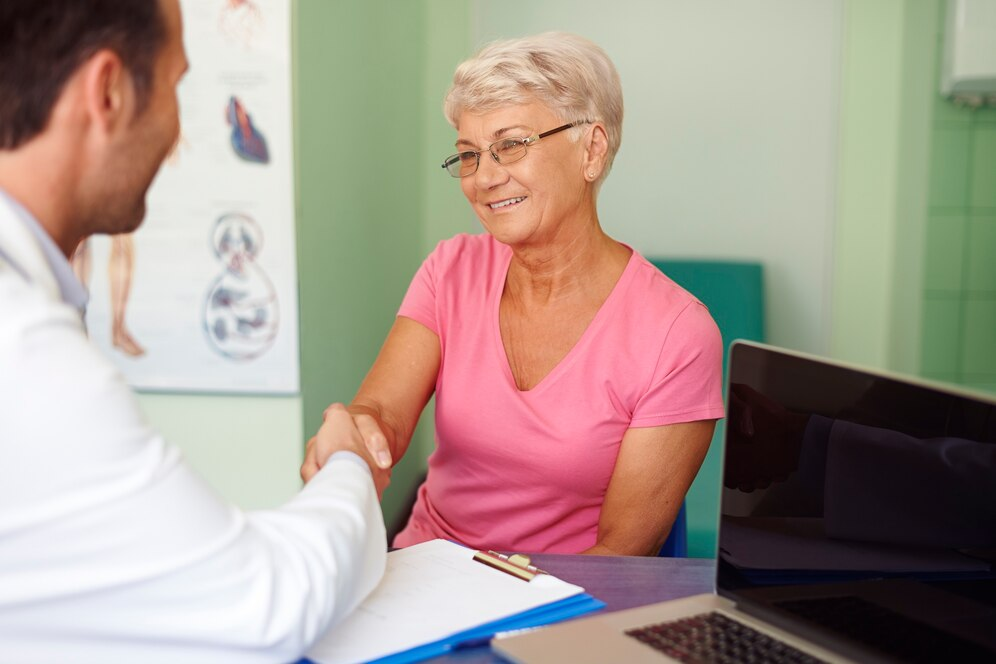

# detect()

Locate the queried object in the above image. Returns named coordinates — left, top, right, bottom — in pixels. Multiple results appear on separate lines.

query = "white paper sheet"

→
left=306, top=539, right=584, bottom=664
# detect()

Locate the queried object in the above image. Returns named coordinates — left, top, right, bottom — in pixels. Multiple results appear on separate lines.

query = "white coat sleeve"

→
left=823, top=419, right=996, bottom=549
left=0, top=272, right=387, bottom=663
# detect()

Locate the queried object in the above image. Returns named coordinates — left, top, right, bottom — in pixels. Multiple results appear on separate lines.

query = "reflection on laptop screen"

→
left=718, top=342, right=996, bottom=660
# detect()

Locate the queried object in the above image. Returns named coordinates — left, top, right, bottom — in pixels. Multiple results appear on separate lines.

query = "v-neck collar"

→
left=491, top=245, right=639, bottom=394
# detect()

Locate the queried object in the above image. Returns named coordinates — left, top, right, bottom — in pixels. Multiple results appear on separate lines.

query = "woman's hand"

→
left=300, top=317, right=441, bottom=499
left=300, top=403, right=393, bottom=498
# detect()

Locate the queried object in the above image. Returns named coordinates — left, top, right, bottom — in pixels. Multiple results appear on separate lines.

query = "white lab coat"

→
left=0, top=195, right=387, bottom=663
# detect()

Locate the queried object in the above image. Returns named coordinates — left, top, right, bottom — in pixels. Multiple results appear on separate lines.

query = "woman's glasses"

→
left=441, top=121, right=590, bottom=178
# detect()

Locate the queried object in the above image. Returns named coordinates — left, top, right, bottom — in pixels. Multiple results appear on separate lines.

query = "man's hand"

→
left=300, top=403, right=393, bottom=498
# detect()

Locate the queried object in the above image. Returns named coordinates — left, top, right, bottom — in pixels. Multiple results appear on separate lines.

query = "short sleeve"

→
left=397, top=243, right=441, bottom=334
left=630, top=301, right=725, bottom=427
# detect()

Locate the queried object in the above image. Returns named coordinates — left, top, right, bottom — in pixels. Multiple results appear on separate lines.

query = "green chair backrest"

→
left=648, top=259, right=765, bottom=557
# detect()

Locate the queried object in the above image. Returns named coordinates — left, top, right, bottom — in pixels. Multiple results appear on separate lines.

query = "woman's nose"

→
left=474, top=151, right=509, bottom=188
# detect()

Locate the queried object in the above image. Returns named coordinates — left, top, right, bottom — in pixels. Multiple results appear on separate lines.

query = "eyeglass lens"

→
left=445, top=138, right=528, bottom=178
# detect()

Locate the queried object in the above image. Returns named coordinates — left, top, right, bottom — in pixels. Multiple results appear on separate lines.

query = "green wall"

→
left=294, top=0, right=995, bottom=541
left=834, top=0, right=996, bottom=398
left=295, top=0, right=469, bottom=527
left=143, top=1, right=471, bottom=524
left=921, top=3, right=996, bottom=394
left=146, top=0, right=994, bottom=541
left=421, top=2, right=476, bottom=255
left=833, top=0, right=910, bottom=368
left=137, top=393, right=303, bottom=509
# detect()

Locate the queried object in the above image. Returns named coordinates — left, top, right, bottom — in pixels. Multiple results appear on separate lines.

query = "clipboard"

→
left=305, top=539, right=605, bottom=664
left=472, top=549, right=548, bottom=581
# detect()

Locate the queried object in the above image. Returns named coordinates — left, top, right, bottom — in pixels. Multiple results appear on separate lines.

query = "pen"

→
left=472, top=550, right=548, bottom=581
left=485, top=550, right=548, bottom=575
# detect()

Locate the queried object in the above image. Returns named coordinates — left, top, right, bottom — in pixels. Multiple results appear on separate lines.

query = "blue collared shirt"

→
left=0, top=188, right=88, bottom=314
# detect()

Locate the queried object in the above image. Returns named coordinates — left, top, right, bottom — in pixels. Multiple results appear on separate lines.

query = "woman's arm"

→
left=301, top=317, right=441, bottom=482
left=582, top=420, right=716, bottom=556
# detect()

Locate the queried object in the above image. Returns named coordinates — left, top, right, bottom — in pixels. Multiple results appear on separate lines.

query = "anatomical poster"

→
left=79, top=0, right=299, bottom=394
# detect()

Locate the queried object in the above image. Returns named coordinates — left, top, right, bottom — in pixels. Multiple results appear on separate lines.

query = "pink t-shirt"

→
left=393, top=234, right=725, bottom=553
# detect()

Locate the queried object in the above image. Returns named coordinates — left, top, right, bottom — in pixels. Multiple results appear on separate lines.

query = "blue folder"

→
left=301, top=540, right=606, bottom=664
left=301, top=592, right=604, bottom=664
left=366, top=592, right=605, bottom=663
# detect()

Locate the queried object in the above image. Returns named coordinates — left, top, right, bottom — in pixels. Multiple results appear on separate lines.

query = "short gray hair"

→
left=444, top=32, right=624, bottom=177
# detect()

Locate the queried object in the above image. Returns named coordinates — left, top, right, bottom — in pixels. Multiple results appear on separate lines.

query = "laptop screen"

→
left=717, top=342, right=996, bottom=658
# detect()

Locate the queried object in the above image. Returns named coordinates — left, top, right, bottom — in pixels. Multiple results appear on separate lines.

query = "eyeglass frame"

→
left=440, top=120, right=592, bottom=178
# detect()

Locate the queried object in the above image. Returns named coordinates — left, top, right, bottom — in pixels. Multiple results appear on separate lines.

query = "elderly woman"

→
left=302, top=32, right=724, bottom=556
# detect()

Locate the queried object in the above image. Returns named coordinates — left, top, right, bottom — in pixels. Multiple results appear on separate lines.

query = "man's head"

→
left=0, top=0, right=187, bottom=252
left=0, top=0, right=166, bottom=150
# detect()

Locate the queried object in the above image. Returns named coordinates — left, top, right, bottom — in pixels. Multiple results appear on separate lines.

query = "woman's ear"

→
left=582, top=123, right=609, bottom=182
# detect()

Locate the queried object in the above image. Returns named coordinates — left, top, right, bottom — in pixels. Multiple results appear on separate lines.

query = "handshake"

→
left=724, top=384, right=811, bottom=492
left=300, top=403, right=395, bottom=498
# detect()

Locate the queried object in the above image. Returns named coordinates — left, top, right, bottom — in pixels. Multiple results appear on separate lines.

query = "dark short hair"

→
left=0, top=0, right=167, bottom=150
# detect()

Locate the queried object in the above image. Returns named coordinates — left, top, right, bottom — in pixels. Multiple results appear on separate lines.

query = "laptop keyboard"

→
left=775, top=595, right=994, bottom=663
left=625, top=611, right=825, bottom=663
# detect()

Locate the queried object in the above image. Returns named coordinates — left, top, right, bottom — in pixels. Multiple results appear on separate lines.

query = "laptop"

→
left=495, top=341, right=996, bottom=663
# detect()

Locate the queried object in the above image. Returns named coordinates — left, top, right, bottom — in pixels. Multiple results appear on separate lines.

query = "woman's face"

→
left=456, top=102, right=590, bottom=249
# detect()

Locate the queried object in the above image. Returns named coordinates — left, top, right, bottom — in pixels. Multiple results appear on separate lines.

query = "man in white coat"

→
left=0, top=1, right=392, bottom=661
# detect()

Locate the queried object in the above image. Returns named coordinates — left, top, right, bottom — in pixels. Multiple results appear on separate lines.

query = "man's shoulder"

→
left=0, top=265, right=86, bottom=357
left=0, top=263, right=51, bottom=323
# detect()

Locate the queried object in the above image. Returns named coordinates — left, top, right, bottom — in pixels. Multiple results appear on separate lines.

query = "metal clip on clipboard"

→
left=472, top=550, right=549, bottom=581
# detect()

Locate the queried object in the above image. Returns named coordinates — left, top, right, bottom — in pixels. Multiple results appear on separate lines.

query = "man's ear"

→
left=81, top=49, right=133, bottom=136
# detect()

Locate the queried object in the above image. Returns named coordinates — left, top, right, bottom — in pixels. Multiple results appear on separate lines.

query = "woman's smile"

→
left=488, top=196, right=527, bottom=211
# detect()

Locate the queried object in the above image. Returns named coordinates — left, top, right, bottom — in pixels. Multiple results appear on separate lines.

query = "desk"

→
left=423, top=554, right=714, bottom=663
